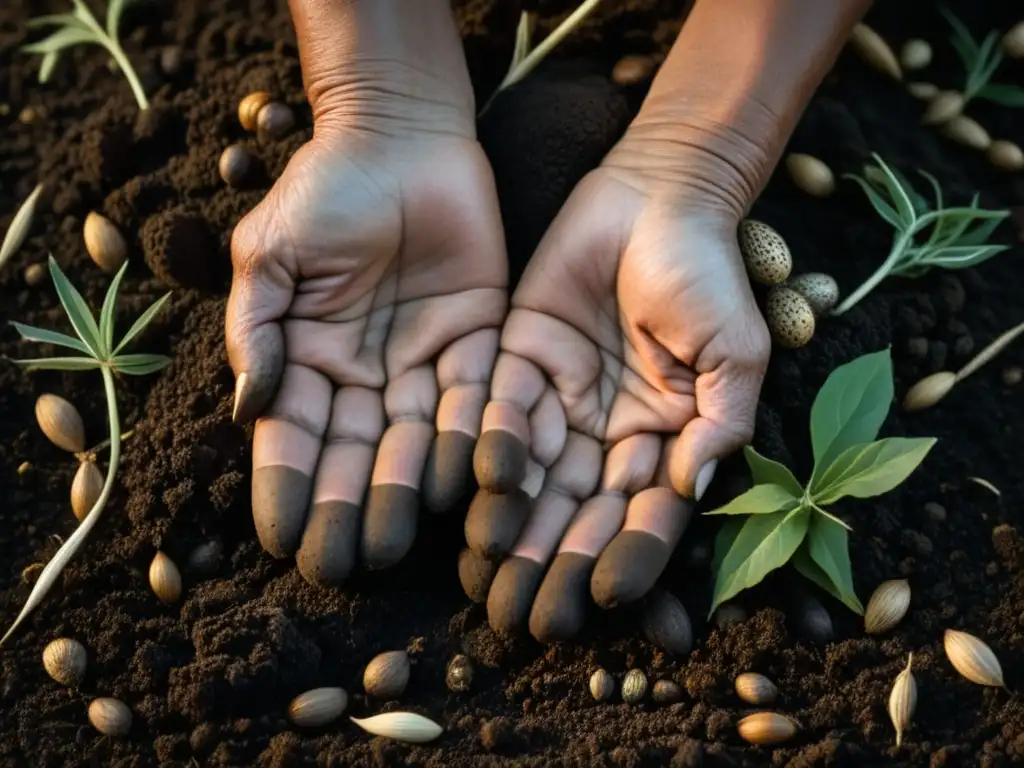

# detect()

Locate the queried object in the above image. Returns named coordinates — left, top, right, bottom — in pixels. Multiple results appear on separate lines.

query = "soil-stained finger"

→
left=458, top=547, right=498, bottom=603
left=465, top=488, right=531, bottom=559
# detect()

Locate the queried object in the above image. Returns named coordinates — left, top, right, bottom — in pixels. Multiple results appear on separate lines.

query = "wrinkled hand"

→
left=459, top=155, right=770, bottom=642
left=227, top=122, right=507, bottom=585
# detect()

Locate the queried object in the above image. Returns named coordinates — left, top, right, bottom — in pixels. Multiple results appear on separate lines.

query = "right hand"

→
left=226, top=109, right=508, bottom=585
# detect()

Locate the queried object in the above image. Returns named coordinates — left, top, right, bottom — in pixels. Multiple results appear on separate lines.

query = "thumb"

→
left=226, top=204, right=294, bottom=424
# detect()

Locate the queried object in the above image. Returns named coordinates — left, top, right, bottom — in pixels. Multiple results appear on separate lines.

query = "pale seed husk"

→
left=238, top=91, right=272, bottom=131
left=988, top=140, right=1024, bottom=171
left=35, top=394, right=85, bottom=453
left=24, top=262, right=47, bottom=286
left=737, top=712, right=798, bottom=745
left=71, top=459, right=104, bottom=522
left=907, top=81, right=939, bottom=100
left=785, top=153, right=835, bottom=197
left=903, top=371, right=956, bottom=411
left=288, top=687, right=348, bottom=727
left=922, top=90, right=964, bottom=126
left=363, top=650, right=410, bottom=699
left=621, top=669, right=648, bottom=704
left=734, top=672, right=778, bottom=706
left=849, top=23, right=902, bottom=81
left=900, top=39, right=932, bottom=71
left=0, top=183, right=44, bottom=269
left=350, top=712, right=443, bottom=743
left=83, top=212, right=128, bottom=273
left=888, top=653, right=917, bottom=747
left=589, top=668, right=614, bottom=701
left=943, top=629, right=1005, bottom=687
left=149, top=551, right=182, bottom=604
left=941, top=115, right=991, bottom=150
left=1002, top=21, right=1024, bottom=58
left=864, top=579, right=911, bottom=634
left=88, top=697, right=132, bottom=736
left=42, top=637, right=87, bottom=686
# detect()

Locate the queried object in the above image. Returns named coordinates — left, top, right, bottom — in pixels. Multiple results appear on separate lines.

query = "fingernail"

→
left=232, top=372, right=249, bottom=424
left=694, top=459, right=718, bottom=502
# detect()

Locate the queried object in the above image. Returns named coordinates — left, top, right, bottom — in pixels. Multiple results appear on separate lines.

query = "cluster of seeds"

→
left=588, top=668, right=682, bottom=706
left=219, top=92, right=296, bottom=187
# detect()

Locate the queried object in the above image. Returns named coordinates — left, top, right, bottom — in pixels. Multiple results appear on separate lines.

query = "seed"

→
left=899, top=39, right=932, bottom=70
left=1002, top=366, right=1023, bottom=386
left=257, top=102, right=295, bottom=141
left=864, top=579, right=911, bottom=634
left=288, top=687, right=348, bottom=727
left=943, top=629, right=1005, bottom=687
left=611, top=54, right=658, bottom=86
left=794, top=593, right=833, bottom=643
left=589, top=668, right=614, bottom=701
left=238, top=91, right=272, bottom=131
left=88, top=697, right=132, bottom=736
left=888, top=653, right=917, bottom=747
left=785, top=153, right=835, bottom=197
left=921, top=90, right=963, bottom=126
left=621, top=669, right=647, bottom=704
left=350, top=712, right=443, bottom=743
left=159, top=45, right=183, bottom=76
left=42, top=637, right=87, bottom=686
left=765, top=286, right=816, bottom=349
left=640, top=588, right=693, bottom=655
left=737, top=712, right=797, bottom=745
left=849, top=23, right=902, bottom=81
left=906, top=81, right=938, bottom=100
left=941, top=115, right=991, bottom=150
left=903, top=371, right=956, bottom=411
left=786, top=272, right=840, bottom=317
left=0, top=182, right=44, bottom=269
left=17, top=461, right=32, bottom=475
left=35, top=394, right=85, bottom=453
left=738, top=220, right=792, bottom=285
left=185, top=540, right=223, bottom=577
left=83, top=212, right=128, bottom=273
left=1002, top=21, right=1024, bottom=58
left=713, top=603, right=747, bottom=629
left=71, top=459, right=104, bottom=522
left=734, top=672, right=778, bottom=705
left=24, top=262, right=47, bottom=286
left=149, top=551, right=182, bottom=604
left=363, top=650, right=410, bottom=699
left=219, top=144, right=252, bottom=187
left=446, top=653, right=474, bottom=693
left=652, top=679, right=682, bottom=705
left=987, top=140, right=1024, bottom=172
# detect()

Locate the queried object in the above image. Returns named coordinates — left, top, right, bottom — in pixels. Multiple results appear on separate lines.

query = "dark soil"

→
left=2, top=0, right=1023, bottom=766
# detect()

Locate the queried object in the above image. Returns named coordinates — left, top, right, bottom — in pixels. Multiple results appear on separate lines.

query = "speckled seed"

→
left=764, top=286, right=816, bottom=349
left=88, top=697, right=132, bottom=736
left=83, top=212, right=128, bottom=273
left=257, top=102, right=295, bottom=141
left=621, top=669, right=648, bottom=704
left=738, top=220, right=792, bottom=285
left=941, top=115, right=991, bottom=150
left=738, top=712, right=797, bottom=745
left=943, top=629, right=1005, bottom=687
left=899, top=39, right=932, bottom=70
left=734, top=672, right=778, bottom=706
left=363, top=651, right=410, bottom=699
left=219, top=144, right=252, bottom=187
left=988, top=140, right=1024, bottom=171
left=906, top=81, right=939, bottom=100
left=288, top=687, right=348, bottom=727
left=640, top=588, right=693, bottom=655
left=785, top=153, right=835, bottom=197
left=864, top=579, right=911, bottom=634
left=238, top=91, right=272, bottom=131
left=149, top=551, right=182, bottom=604
left=35, top=394, right=85, bottom=453
left=445, top=654, right=474, bottom=693
left=24, top=262, right=47, bottom=286
left=922, top=90, right=964, bottom=125
left=589, top=668, right=614, bottom=702
left=42, top=637, right=87, bottom=686
left=1002, top=21, right=1024, bottom=58
left=903, top=371, right=956, bottom=411
left=652, top=680, right=682, bottom=705
left=849, top=23, right=902, bottom=80
left=71, top=459, right=103, bottom=522
left=185, top=540, right=223, bottom=577
left=611, top=54, right=658, bottom=86
left=786, top=272, right=840, bottom=317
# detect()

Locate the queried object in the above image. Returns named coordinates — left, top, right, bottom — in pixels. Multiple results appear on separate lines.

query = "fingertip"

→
left=473, top=430, right=528, bottom=493
left=458, top=547, right=497, bottom=603
left=486, top=556, right=544, bottom=636
left=422, top=431, right=476, bottom=515
left=590, top=530, right=671, bottom=609
left=296, top=501, right=361, bottom=586
left=229, top=326, right=285, bottom=424
left=361, top=484, right=418, bottom=570
left=465, top=489, right=530, bottom=559
left=251, top=465, right=313, bottom=558
left=529, top=552, right=594, bottom=644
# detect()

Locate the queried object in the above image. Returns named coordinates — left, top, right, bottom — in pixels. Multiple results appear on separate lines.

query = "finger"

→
left=529, top=434, right=659, bottom=643
left=458, top=547, right=498, bottom=604
left=486, top=432, right=602, bottom=635
left=361, top=367, right=438, bottom=569
left=226, top=209, right=294, bottom=424
left=251, top=364, right=332, bottom=557
left=296, top=387, right=385, bottom=586
left=423, top=329, right=499, bottom=515
left=463, top=457, right=546, bottom=561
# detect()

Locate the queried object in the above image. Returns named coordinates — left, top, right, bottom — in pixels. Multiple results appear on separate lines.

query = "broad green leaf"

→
left=712, top=517, right=744, bottom=574
left=809, top=348, right=893, bottom=478
left=844, top=174, right=903, bottom=230
left=11, top=321, right=92, bottom=355
left=23, top=27, right=97, bottom=55
left=39, top=51, right=60, bottom=83
left=704, top=483, right=800, bottom=516
left=47, top=256, right=103, bottom=357
left=743, top=445, right=804, bottom=496
left=99, top=260, right=130, bottom=357
left=977, top=83, right=1024, bottom=107
left=113, top=292, right=171, bottom=354
left=113, top=354, right=172, bottom=375
left=13, top=356, right=103, bottom=371
left=812, top=437, right=937, bottom=504
left=805, top=515, right=863, bottom=613
left=709, top=505, right=811, bottom=615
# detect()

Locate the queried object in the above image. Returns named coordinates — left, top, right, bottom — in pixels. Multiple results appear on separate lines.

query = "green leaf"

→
left=809, top=348, right=894, bottom=477
left=47, top=255, right=103, bottom=358
left=13, top=356, right=103, bottom=371
left=112, top=353, right=171, bottom=375
left=882, top=162, right=930, bottom=216
left=955, top=214, right=1008, bottom=247
left=511, top=11, right=533, bottom=69
left=919, top=245, right=1008, bottom=270
left=804, top=515, right=863, bottom=614
left=39, top=51, right=60, bottom=83
left=743, top=445, right=804, bottom=495
left=704, top=484, right=800, bottom=516
left=10, top=321, right=93, bottom=355
left=844, top=173, right=904, bottom=230
left=977, top=83, right=1024, bottom=107
left=712, top=517, right=744, bottom=574
left=23, top=26, right=97, bottom=55
left=26, top=13, right=88, bottom=29
left=99, top=260, right=130, bottom=357
left=113, top=292, right=171, bottom=354
left=941, top=7, right=979, bottom=59
left=709, top=505, right=811, bottom=615
left=812, top=437, right=937, bottom=504
left=70, top=0, right=99, bottom=25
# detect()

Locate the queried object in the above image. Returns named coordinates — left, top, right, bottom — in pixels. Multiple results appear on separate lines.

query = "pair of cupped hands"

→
left=225, top=70, right=771, bottom=644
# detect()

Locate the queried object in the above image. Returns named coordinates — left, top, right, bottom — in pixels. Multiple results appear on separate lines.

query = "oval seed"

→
left=737, top=712, right=797, bottom=745
left=363, top=650, right=410, bottom=699
left=640, top=588, right=693, bottom=655
left=795, top=593, right=833, bottom=643
left=238, top=91, right=272, bottom=131
left=943, top=629, right=1005, bottom=687
left=849, top=23, right=902, bottom=81
left=1002, top=21, right=1024, bottom=58
left=988, top=140, right=1024, bottom=171
left=900, top=39, right=932, bottom=70
left=906, top=81, right=938, bottom=100
left=864, top=579, right=911, bottom=634
left=149, top=551, right=182, bottom=604
left=621, top=669, right=648, bottom=704
left=257, top=102, right=295, bottom=141
left=288, top=687, right=348, bottom=727
left=652, top=679, right=682, bottom=705
left=734, top=672, right=778, bottom=706
left=35, top=394, right=85, bottom=453
left=350, top=712, right=443, bottom=743
left=765, top=286, right=816, bottom=349
left=903, top=371, right=956, bottom=411
left=219, top=144, right=252, bottom=187
left=88, top=697, right=132, bottom=736
left=611, top=54, right=658, bottom=86
left=888, top=653, right=916, bottom=747
left=83, top=212, right=128, bottom=273
left=71, top=459, right=104, bottom=522
left=185, top=540, right=222, bottom=577
left=785, top=153, right=835, bottom=197
left=941, top=115, right=991, bottom=150
left=786, top=272, right=840, bottom=317
left=738, top=220, right=792, bottom=285
left=589, top=668, right=614, bottom=701
left=445, top=654, right=474, bottom=693
left=42, top=637, right=87, bottom=686
left=24, top=262, right=47, bottom=286
left=922, top=90, right=963, bottom=126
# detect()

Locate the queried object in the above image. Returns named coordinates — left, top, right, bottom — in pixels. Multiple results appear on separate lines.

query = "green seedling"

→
left=708, top=348, right=936, bottom=616
left=941, top=8, right=1024, bottom=107
left=1, top=256, right=170, bottom=645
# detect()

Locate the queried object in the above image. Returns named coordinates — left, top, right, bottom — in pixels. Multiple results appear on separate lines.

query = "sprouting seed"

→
left=944, top=629, right=1005, bottom=687
left=888, top=653, right=917, bottom=747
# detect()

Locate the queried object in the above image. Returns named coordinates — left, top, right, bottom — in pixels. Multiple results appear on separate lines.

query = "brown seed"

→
left=42, top=637, right=87, bottom=686
left=734, top=672, right=778, bottom=706
left=899, top=39, right=932, bottom=70
left=906, top=81, right=939, bottom=100
left=1002, top=366, right=1023, bottom=386
left=794, top=593, right=833, bottom=643
left=640, top=588, right=693, bottom=655
left=864, top=579, right=911, bottom=634
left=219, top=144, right=252, bottom=187
left=738, top=712, right=797, bottom=745
left=922, top=90, right=964, bottom=125
left=445, top=653, right=474, bottom=693
left=17, top=461, right=32, bottom=475
left=988, top=140, right=1024, bottom=171
left=941, top=115, right=991, bottom=150
left=238, top=91, right=272, bottom=131
left=1002, top=21, right=1024, bottom=58
left=35, top=394, right=85, bottom=453
left=24, top=262, right=47, bottom=286
left=83, top=212, right=128, bottom=273
left=589, top=668, right=614, bottom=701
left=765, top=286, right=816, bottom=349
left=363, top=650, right=410, bottom=699
left=621, top=669, right=647, bottom=704
left=88, top=697, right=132, bottom=736
left=849, top=23, right=902, bottom=81
left=71, top=459, right=104, bottom=522
left=159, top=45, right=183, bottom=76
left=652, top=679, right=682, bottom=705
left=785, top=153, right=835, bottom=197
left=611, top=54, right=658, bottom=86
left=256, top=102, right=295, bottom=141
left=288, top=687, right=348, bottom=727
left=903, top=371, right=957, bottom=411
left=149, top=551, right=182, bottom=604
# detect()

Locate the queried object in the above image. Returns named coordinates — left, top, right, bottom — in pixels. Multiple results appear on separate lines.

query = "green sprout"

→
left=708, top=349, right=936, bottom=616
left=942, top=8, right=1024, bottom=107
left=24, top=0, right=149, bottom=110
left=832, top=154, right=1009, bottom=315
left=1, top=256, right=170, bottom=645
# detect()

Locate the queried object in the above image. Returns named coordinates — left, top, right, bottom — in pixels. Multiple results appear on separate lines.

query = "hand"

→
left=459, top=144, right=770, bottom=642
left=226, top=116, right=507, bottom=585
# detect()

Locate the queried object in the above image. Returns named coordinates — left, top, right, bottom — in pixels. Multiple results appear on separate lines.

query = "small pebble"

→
left=257, top=102, right=296, bottom=141
left=924, top=502, right=947, bottom=523
left=905, top=336, right=929, bottom=360
left=652, top=680, right=682, bottom=705
left=985, top=561, right=999, bottom=576
left=621, top=669, right=648, bottom=704
left=185, top=540, right=223, bottom=577
left=445, top=654, right=473, bottom=693
left=24, top=263, right=47, bottom=286
left=901, top=530, right=933, bottom=556
left=160, top=45, right=183, bottom=76
left=1002, top=366, right=1022, bottom=386
left=952, top=335, right=974, bottom=359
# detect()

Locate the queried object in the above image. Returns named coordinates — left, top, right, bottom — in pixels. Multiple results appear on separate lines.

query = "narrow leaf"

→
left=11, top=321, right=92, bottom=355
left=813, top=437, right=937, bottom=504
left=26, top=14, right=88, bottom=29
left=13, top=356, right=103, bottom=371
left=112, top=354, right=171, bottom=375
left=47, top=255, right=103, bottom=357
left=23, top=26, right=97, bottom=55
left=106, top=0, right=128, bottom=37
left=743, top=446, right=804, bottom=496
left=113, top=292, right=171, bottom=354
left=511, top=11, right=533, bottom=69
left=39, top=51, right=60, bottom=83
left=0, top=183, right=44, bottom=268
left=940, top=8, right=980, bottom=58
left=844, top=174, right=904, bottom=230
left=704, top=484, right=800, bottom=516
left=70, top=0, right=99, bottom=25
left=920, top=245, right=1008, bottom=270
left=954, top=215, right=1007, bottom=247
left=976, top=83, right=1024, bottom=107
left=806, top=515, right=863, bottom=614
left=99, top=260, right=130, bottom=356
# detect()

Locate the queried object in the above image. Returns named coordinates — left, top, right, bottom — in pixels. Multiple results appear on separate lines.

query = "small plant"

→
left=942, top=9, right=1024, bottom=107
left=832, top=154, right=1009, bottom=315
left=24, top=0, right=149, bottom=110
left=1, top=256, right=170, bottom=645
left=708, top=349, right=936, bottom=616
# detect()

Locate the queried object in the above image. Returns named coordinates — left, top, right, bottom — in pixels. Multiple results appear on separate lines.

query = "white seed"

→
left=944, top=629, right=1005, bottom=687
left=350, top=712, right=443, bottom=743
left=1002, top=21, right=1024, bottom=58
left=363, top=650, right=410, bottom=699
left=734, top=672, right=778, bottom=706
left=864, top=579, right=911, bottom=634
left=903, top=371, right=956, bottom=411
left=88, top=697, right=132, bottom=736
left=849, top=23, right=902, bottom=81
left=786, top=272, right=840, bottom=317
left=921, top=90, right=964, bottom=126
left=900, top=39, right=932, bottom=70
left=35, top=394, right=85, bottom=453
left=765, top=286, right=816, bottom=349
left=988, top=140, right=1024, bottom=171
left=83, top=212, right=128, bottom=273
left=149, top=551, right=182, bottom=604
left=42, top=637, right=87, bottom=686
left=941, top=115, right=991, bottom=150
left=738, top=220, right=792, bottom=285
left=621, top=669, right=648, bottom=704
left=737, top=712, right=798, bottom=745
left=785, top=153, right=835, bottom=197
left=907, top=81, right=938, bottom=100
left=589, top=668, right=614, bottom=701
left=888, top=653, right=917, bottom=747
left=71, top=459, right=103, bottom=522
left=288, top=687, right=348, bottom=727
left=0, top=183, right=44, bottom=269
